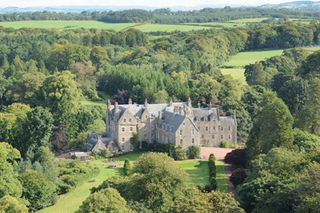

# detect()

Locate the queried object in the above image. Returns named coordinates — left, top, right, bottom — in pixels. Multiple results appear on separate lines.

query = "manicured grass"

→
left=220, top=68, right=246, bottom=85
left=39, top=152, right=229, bottom=213
left=224, top=49, right=284, bottom=67
left=175, top=160, right=209, bottom=187
left=38, top=160, right=121, bottom=213
left=216, top=160, right=228, bottom=192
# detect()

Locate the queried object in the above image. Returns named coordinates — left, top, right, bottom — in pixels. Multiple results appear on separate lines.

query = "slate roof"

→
left=192, top=108, right=219, bottom=121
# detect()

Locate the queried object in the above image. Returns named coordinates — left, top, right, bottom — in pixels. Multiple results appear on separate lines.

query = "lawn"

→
left=38, top=152, right=228, bottom=213
left=224, top=49, right=284, bottom=67
left=228, top=17, right=269, bottom=23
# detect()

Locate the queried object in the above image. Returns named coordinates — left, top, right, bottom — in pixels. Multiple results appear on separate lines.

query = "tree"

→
left=187, top=146, right=200, bottom=159
left=123, top=159, right=132, bottom=176
left=247, top=91, right=294, bottom=157
left=0, top=142, right=22, bottom=198
left=77, top=188, right=129, bottom=213
left=19, top=170, right=57, bottom=212
left=191, top=73, right=221, bottom=105
left=296, top=78, right=320, bottom=136
left=0, top=196, right=28, bottom=213
left=40, top=71, right=82, bottom=143
left=16, top=107, right=53, bottom=160
left=207, top=191, right=244, bottom=213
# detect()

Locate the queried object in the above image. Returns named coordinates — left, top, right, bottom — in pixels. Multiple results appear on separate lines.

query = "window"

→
left=180, top=130, right=183, bottom=136
left=221, top=135, right=224, bottom=139
left=221, top=127, right=224, bottom=131
left=212, top=135, right=215, bottom=139
left=192, top=138, right=195, bottom=144
left=180, top=139, right=183, bottom=145
left=206, top=126, right=209, bottom=131
left=130, top=127, right=133, bottom=131
left=124, top=119, right=126, bottom=122
left=122, top=138, right=125, bottom=142
left=198, top=126, right=201, bottom=130
left=213, top=126, right=216, bottom=130
left=129, top=118, right=132, bottom=122
left=202, top=134, right=204, bottom=139
left=122, top=127, right=125, bottom=132
left=229, top=135, right=231, bottom=139
left=229, top=126, right=231, bottom=131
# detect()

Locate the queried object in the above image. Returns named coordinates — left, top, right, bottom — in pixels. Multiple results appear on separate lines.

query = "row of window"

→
left=122, top=126, right=134, bottom=132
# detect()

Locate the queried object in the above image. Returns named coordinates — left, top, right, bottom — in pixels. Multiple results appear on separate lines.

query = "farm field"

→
left=0, top=20, right=212, bottom=32
left=224, top=49, right=284, bottom=67
left=39, top=152, right=227, bottom=213
left=0, top=20, right=136, bottom=30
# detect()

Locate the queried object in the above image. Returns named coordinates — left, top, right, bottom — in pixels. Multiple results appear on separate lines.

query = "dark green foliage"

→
left=123, top=159, right=131, bottom=176
left=15, top=107, right=53, bottom=160
left=224, top=149, right=246, bottom=168
left=19, top=170, right=57, bottom=212
left=246, top=92, right=294, bottom=157
left=230, top=169, right=247, bottom=187
left=208, top=154, right=217, bottom=191
left=187, top=146, right=200, bottom=159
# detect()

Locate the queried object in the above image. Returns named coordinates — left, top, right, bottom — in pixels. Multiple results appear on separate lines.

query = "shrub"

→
left=171, top=146, right=187, bottom=161
left=208, top=154, right=217, bottom=191
left=187, top=146, right=200, bottom=159
left=229, top=169, right=247, bottom=187
left=123, top=159, right=131, bottom=176
left=224, top=149, right=246, bottom=168
left=220, top=140, right=232, bottom=148
left=0, top=196, right=28, bottom=213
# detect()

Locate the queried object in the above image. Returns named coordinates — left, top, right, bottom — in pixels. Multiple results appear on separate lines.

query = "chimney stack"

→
left=169, top=98, right=173, bottom=107
left=198, top=102, right=201, bottom=109
left=188, top=97, right=192, bottom=108
left=128, top=97, right=132, bottom=105
left=144, top=98, right=148, bottom=107
left=114, top=102, right=119, bottom=112
left=107, top=99, right=111, bottom=110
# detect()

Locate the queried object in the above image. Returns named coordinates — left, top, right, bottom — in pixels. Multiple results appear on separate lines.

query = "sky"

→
left=0, top=0, right=312, bottom=8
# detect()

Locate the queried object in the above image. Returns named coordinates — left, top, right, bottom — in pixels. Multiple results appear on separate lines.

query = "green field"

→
left=39, top=152, right=228, bottom=213
left=221, top=68, right=246, bottom=85
left=224, top=49, right=284, bottom=67
left=0, top=20, right=212, bottom=32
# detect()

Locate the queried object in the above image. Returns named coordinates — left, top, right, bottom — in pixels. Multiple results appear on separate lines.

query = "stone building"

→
left=107, top=98, right=237, bottom=152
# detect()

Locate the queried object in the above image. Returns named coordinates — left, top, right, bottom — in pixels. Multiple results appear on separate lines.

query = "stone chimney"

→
left=188, top=97, right=192, bottom=108
left=209, top=101, right=213, bottom=109
left=128, top=97, right=132, bottom=105
left=169, top=98, right=173, bottom=107
left=198, top=102, right=201, bottom=109
left=114, top=102, right=119, bottom=112
left=144, top=98, right=148, bottom=107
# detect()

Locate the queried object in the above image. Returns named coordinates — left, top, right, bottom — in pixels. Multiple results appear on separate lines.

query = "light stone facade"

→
left=107, top=98, right=237, bottom=152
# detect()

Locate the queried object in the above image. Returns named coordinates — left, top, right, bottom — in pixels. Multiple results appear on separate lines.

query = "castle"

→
left=106, top=98, right=237, bottom=152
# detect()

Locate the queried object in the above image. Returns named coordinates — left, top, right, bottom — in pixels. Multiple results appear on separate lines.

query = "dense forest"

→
left=0, top=7, right=320, bottom=23
left=0, top=11, right=320, bottom=212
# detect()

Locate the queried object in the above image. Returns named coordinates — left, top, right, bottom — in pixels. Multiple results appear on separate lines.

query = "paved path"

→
left=200, top=147, right=235, bottom=195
